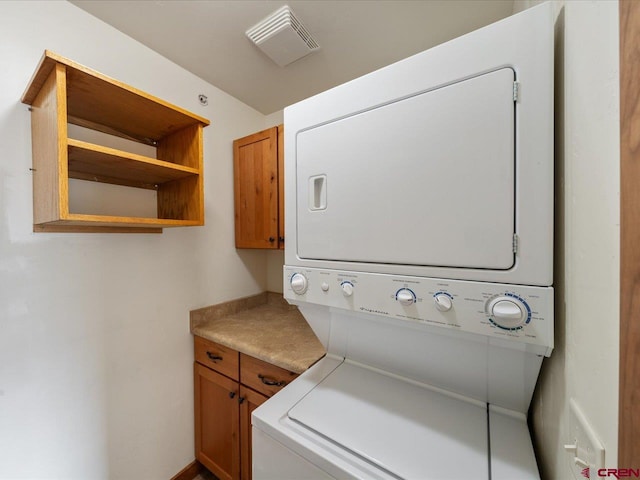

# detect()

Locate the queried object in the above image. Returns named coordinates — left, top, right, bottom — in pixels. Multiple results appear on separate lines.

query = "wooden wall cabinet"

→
left=194, top=336, right=297, bottom=480
left=233, top=125, right=284, bottom=248
left=21, top=50, right=210, bottom=233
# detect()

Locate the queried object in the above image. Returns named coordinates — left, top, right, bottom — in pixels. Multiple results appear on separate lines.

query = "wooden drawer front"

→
left=194, top=336, right=239, bottom=381
left=240, top=353, right=298, bottom=397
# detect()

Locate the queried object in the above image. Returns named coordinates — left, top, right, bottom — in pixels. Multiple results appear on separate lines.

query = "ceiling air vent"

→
left=246, top=5, right=320, bottom=67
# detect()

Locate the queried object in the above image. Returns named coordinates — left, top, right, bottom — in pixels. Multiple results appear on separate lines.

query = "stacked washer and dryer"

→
left=253, top=3, right=554, bottom=479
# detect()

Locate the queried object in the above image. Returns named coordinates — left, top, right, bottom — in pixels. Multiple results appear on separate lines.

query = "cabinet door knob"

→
left=238, top=397, right=245, bottom=405
left=268, top=237, right=275, bottom=243
left=279, top=236, right=285, bottom=243
left=229, top=391, right=236, bottom=399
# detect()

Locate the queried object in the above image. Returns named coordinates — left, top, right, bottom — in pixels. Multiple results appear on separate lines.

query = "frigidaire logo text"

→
left=582, top=468, right=640, bottom=478
left=360, top=307, right=389, bottom=316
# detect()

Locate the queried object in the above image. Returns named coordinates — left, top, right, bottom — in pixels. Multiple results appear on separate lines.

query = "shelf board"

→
left=34, top=224, right=163, bottom=234
left=67, top=139, right=199, bottom=189
left=22, top=51, right=210, bottom=144
left=35, top=213, right=202, bottom=233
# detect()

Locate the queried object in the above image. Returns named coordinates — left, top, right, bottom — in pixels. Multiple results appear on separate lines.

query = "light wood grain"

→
left=68, top=139, right=199, bottom=189
left=22, top=51, right=209, bottom=143
left=619, top=0, right=640, bottom=466
left=233, top=127, right=278, bottom=248
left=23, top=51, right=209, bottom=232
left=239, top=386, right=268, bottom=480
left=157, top=124, right=204, bottom=224
left=194, top=363, right=240, bottom=480
left=157, top=176, right=202, bottom=222
left=240, top=353, right=298, bottom=398
left=157, top=124, right=203, bottom=168
left=31, top=63, right=68, bottom=224
left=277, top=124, right=285, bottom=249
left=45, top=214, right=199, bottom=227
left=33, top=224, right=162, bottom=234
left=170, top=460, right=204, bottom=480
left=194, top=336, right=240, bottom=381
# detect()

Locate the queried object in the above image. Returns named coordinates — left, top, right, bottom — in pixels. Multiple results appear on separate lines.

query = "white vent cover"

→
left=246, top=5, right=320, bottom=67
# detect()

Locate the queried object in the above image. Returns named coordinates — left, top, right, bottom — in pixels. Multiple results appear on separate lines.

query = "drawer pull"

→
left=206, top=352, right=223, bottom=362
left=258, top=374, right=287, bottom=387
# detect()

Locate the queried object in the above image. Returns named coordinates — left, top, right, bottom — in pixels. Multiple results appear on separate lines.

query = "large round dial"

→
left=396, top=288, right=416, bottom=306
left=487, top=295, right=529, bottom=330
left=290, top=273, right=308, bottom=295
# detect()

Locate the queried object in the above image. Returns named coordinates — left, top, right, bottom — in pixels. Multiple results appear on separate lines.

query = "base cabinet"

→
left=194, top=363, right=240, bottom=480
left=194, top=336, right=297, bottom=480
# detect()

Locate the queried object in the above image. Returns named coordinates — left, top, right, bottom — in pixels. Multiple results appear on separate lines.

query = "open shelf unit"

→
left=22, top=50, right=210, bottom=233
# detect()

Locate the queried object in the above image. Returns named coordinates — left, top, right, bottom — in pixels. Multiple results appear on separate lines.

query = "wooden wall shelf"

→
left=21, top=50, right=210, bottom=233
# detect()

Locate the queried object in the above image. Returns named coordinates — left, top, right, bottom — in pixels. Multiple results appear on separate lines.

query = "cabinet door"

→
left=239, top=386, right=269, bottom=480
left=234, top=127, right=279, bottom=249
left=194, top=363, right=240, bottom=480
left=277, top=124, right=284, bottom=250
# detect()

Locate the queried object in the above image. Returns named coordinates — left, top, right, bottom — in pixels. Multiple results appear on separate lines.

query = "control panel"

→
left=284, top=267, right=554, bottom=354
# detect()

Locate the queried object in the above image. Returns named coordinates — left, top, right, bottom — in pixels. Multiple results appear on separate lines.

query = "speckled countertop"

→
left=190, top=292, right=325, bottom=374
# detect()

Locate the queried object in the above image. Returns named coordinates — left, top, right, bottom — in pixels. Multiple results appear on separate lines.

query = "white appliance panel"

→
left=254, top=357, right=402, bottom=480
left=285, top=3, right=553, bottom=286
left=287, top=361, right=489, bottom=480
left=296, top=68, right=515, bottom=270
left=489, top=407, right=540, bottom=479
left=252, top=428, right=336, bottom=480
left=285, top=267, right=554, bottom=355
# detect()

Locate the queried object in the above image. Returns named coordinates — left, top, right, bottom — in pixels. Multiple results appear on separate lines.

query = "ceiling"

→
left=70, top=0, right=515, bottom=115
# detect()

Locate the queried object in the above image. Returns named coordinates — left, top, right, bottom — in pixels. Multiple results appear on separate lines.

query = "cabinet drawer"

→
left=194, top=336, right=239, bottom=381
left=240, top=353, right=298, bottom=397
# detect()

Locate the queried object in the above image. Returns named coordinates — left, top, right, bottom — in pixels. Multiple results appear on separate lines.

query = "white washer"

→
left=253, top=270, right=552, bottom=479
left=254, top=3, right=554, bottom=479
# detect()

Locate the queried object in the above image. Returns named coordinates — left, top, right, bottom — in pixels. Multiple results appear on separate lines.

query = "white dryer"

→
left=253, top=3, right=554, bottom=479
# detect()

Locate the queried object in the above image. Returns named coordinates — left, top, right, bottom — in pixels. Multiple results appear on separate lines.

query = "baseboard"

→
left=171, top=460, right=204, bottom=480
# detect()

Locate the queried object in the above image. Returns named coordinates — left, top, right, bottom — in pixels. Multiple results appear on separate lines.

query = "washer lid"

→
left=287, top=361, right=489, bottom=479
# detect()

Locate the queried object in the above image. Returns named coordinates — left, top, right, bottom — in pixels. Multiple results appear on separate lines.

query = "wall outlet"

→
left=564, top=399, right=605, bottom=479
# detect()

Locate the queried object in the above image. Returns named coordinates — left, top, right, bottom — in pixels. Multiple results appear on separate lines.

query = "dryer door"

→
left=296, top=68, right=515, bottom=270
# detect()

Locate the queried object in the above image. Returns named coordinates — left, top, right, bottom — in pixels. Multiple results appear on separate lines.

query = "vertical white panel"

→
left=296, top=68, right=515, bottom=270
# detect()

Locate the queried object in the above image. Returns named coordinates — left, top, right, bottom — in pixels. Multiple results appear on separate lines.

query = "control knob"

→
left=290, top=273, right=308, bottom=295
left=396, top=288, right=416, bottom=306
left=488, top=296, right=528, bottom=329
left=434, top=293, right=453, bottom=312
left=341, top=281, right=354, bottom=297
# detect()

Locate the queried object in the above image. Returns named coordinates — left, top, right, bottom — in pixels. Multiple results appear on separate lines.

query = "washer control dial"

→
left=434, top=293, right=453, bottom=312
left=487, top=295, right=530, bottom=330
left=290, top=273, right=308, bottom=295
left=341, top=281, right=354, bottom=297
left=396, top=288, right=416, bottom=306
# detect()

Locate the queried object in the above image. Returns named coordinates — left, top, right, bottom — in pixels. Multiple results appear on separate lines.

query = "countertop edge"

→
left=190, top=292, right=325, bottom=375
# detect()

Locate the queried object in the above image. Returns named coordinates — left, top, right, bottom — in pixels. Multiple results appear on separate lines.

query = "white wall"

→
left=0, top=1, right=272, bottom=478
left=515, top=1, right=620, bottom=478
